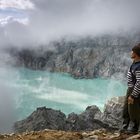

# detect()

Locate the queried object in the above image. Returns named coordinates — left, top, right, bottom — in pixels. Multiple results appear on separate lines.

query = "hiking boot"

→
left=126, top=121, right=139, bottom=134
left=126, top=128, right=138, bottom=134
left=119, top=128, right=128, bottom=133
left=119, top=121, right=129, bottom=133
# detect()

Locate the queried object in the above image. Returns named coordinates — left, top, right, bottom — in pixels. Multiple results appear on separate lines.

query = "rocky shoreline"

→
left=1, top=96, right=140, bottom=140
left=14, top=96, right=124, bottom=133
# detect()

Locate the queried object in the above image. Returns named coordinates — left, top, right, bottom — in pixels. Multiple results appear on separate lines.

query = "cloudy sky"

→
left=0, top=0, right=140, bottom=47
left=0, top=0, right=33, bottom=25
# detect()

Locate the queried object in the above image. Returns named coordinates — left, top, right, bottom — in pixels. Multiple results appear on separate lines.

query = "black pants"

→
left=128, top=98, right=140, bottom=124
left=122, top=87, right=140, bottom=129
left=122, top=87, right=133, bottom=128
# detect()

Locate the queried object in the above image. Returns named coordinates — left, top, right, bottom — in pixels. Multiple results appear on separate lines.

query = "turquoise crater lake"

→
left=0, top=67, right=127, bottom=121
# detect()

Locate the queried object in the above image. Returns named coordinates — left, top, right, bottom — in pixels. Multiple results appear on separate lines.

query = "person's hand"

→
left=128, top=96, right=134, bottom=104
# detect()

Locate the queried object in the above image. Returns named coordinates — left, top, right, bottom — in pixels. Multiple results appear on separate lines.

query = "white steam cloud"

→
left=0, top=0, right=140, bottom=48
left=0, top=65, right=19, bottom=133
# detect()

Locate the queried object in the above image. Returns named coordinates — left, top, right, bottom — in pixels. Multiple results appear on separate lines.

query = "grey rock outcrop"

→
left=14, top=97, right=124, bottom=133
left=14, top=105, right=111, bottom=133
left=14, top=107, right=66, bottom=133
left=65, top=105, right=110, bottom=131
left=101, top=96, right=125, bottom=129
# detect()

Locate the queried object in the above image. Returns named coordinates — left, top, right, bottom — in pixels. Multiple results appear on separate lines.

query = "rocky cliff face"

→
left=8, top=33, right=140, bottom=79
left=14, top=96, right=125, bottom=133
left=101, top=96, right=125, bottom=128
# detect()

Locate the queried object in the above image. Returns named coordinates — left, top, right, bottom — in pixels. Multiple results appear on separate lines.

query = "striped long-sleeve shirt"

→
left=127, top=61, right=140, bottom=98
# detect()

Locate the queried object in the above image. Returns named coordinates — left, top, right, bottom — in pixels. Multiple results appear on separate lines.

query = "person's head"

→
left=131, top=43, right=140, bottom=61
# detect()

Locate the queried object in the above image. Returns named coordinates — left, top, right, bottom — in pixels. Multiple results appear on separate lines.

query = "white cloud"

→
left=26, top=0, right=140, bottom=43
left=0, top=0, right=33, bottom=26
left=0, top=0, right=140, bottom=48
left=0, top=0, right=34, bottom=10
left=0, top=16, right=29, bottom=25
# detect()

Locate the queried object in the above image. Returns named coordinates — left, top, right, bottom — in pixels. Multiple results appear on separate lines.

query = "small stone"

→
left=82, top=132, right=89, bottom=137
left=89, top=131, right=96, bottom=135
left=89, top=135, right=98, bottom=140
left=126, top=134, right=140, bottom=140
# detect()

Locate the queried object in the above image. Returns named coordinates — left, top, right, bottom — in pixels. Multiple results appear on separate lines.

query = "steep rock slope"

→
left=9, top=33, right=140, bottom=79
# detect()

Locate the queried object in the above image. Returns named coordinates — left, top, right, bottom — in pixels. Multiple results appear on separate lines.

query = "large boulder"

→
left=66, top=105, right=110, bottom=131
left=101, top=96, right=125, bottom=129
left=14, top=107, right=66, bottom=133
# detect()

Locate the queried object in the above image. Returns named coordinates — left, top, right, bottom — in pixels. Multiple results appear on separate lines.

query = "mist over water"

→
left=0, top=65, right=18, bottom=133
left=0, top=64, right=127, bottom=132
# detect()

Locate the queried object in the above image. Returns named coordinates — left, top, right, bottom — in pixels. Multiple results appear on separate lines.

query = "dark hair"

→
left=132, top=43, right=140, bottom=57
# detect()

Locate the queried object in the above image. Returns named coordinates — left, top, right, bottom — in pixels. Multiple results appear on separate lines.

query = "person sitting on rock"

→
left=121, top=43, right=140, bottom=134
